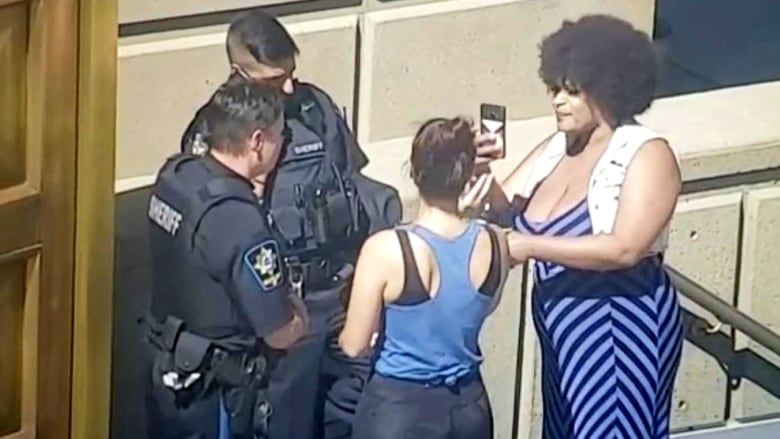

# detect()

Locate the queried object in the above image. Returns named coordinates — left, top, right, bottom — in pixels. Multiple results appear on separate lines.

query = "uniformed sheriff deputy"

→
left=145, top=80, right=310, bottom=439
left=179, top=9, right=399, bottom=439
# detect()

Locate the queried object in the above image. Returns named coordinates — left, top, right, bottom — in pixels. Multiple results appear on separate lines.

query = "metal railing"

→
left=666, top=265, right=780, bottom=439
left=666, top=265, right=780, bottom=357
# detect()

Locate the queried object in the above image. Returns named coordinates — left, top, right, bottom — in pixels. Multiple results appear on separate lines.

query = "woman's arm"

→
left=338, top=231, right=394, bottom=358
left=508, top=138, right=681, bottom=270
left=470, top=133, right=554, bottom=223
left=483, top=224, right=511, bottom=315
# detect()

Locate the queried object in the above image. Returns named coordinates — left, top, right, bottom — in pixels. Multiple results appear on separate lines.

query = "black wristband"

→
left=480, top=202, right=515, bottom=228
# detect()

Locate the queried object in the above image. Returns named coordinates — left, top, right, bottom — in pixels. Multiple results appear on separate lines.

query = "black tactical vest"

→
left=180, top=83, right=402, bottom=288
left=264, top=86, right=367, bottom=275
left=147, top=154, right=259, bottom=346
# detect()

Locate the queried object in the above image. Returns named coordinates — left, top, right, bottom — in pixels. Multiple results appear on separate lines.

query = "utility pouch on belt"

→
left=222, top=366, right=273, bottom=438
left=150, top=315, right=184, bottom=352
left=173, top=332, right=212, bottom=373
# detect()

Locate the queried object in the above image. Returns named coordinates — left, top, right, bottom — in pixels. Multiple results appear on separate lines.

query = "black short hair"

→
left=410, top=117, right=476, bottom=201
left=539, top=14, right=659, bottom=124
left=226, top=9, right=299, bottom=65
left=202, top=81, right=284, bottom=155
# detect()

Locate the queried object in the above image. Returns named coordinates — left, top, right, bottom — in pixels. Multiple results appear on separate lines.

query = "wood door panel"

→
left=0, top=0, right=78, bottom=438
left=0, top=3, right=32, bottom=436
left=0, top=253, right=40, bottom=439
left=0, top=0, right=114, bottom=436
left=0, top=190, right=40, bottom=256
left=0, top=259, right=24, bottom=436
left=0, top=1, right=27, bottom=191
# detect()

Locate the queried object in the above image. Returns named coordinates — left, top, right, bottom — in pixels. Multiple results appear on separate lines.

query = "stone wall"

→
left=115, top=0, right=654, bottom=188
left=111, top=1, right=780, bottom=438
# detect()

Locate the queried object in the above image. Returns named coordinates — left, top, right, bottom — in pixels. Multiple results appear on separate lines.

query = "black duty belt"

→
left=146, top=315, right=267, bottom=388
left=146, top=315, right=275, bottom=438
left=284, top=257, right=354, bottom=294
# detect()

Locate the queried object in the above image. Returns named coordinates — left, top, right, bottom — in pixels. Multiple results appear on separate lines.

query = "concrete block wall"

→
left=112, top=0, right=780, bottom=438
left=664, top=193, right=741, bottom=429
left=115, top=0, right=655, bottom=189
left=733, top=187, right=780, bottom=420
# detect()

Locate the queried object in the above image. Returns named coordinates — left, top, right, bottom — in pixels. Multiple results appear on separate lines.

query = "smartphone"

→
left=479, top=103, right=506, bottom=159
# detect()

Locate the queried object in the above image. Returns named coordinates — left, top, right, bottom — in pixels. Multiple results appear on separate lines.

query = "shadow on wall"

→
left=111, top=187, right=152, bottom=439
left=654, top=0, right=780, bottom=97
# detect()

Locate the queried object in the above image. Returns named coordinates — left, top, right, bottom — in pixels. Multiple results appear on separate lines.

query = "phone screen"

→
left=479, top=103, right=506, bottom=159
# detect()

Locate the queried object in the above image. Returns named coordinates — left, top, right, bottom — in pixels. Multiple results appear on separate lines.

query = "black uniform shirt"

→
left=193, top=155, right=294, bottom=338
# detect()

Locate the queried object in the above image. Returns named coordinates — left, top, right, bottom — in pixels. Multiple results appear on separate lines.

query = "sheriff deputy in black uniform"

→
left=180, top=9, right=402, bottom=439
left=145, top=80, right=310, bottom=439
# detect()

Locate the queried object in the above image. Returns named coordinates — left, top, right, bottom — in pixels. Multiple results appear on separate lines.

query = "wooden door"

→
left=0, top=0, right=115, bottom=438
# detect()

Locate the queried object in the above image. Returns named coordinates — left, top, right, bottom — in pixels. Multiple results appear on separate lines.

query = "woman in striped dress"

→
left=469, top=15, right=684, bottom=439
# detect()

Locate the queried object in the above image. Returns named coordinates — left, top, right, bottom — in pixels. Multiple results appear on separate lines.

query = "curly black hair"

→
left=539, top=14, right=659, bottom=125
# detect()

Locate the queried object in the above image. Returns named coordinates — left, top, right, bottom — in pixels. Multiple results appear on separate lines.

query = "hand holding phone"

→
left=478, top=103, right=506, bottom=160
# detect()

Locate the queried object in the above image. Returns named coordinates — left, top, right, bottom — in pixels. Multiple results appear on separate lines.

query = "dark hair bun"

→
left=410, top=117, right=476, bottom=201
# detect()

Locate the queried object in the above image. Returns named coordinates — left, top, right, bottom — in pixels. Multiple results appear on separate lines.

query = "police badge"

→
left=244, top=240, right=283, bottom=291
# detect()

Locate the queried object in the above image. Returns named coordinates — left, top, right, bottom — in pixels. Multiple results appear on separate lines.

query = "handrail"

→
left=666, top=265, right=780, bottom=357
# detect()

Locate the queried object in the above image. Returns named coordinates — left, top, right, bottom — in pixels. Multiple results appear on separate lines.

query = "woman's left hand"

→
left=505, top=230, right=531, bottom=266
left=458, top=173, right=494, bottom=214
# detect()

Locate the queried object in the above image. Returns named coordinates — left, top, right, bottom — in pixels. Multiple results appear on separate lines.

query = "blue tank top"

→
left=374, top=221, right=494, bottom=385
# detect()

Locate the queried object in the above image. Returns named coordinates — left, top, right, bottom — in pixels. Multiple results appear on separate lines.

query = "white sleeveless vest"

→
left=521, top=124, right=676, bottom=255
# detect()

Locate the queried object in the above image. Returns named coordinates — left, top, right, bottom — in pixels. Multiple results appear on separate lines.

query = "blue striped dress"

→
left=514, top=198, right=683, bottom=439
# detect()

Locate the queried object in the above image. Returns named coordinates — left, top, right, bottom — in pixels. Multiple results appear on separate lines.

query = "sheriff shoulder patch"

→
left=243, top=240, right=283, bottom=292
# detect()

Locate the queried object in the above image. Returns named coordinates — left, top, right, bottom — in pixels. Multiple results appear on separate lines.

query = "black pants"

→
left=144, top=286, right=369, bottom=439
left=266, top=284, right=371, bottom=439
left=352, top=373, right=493, bottom=439
left=320, top=329, right=372, bottom=439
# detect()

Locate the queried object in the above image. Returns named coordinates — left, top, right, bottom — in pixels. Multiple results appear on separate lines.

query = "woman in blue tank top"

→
left=338, top=117, right=510, bottom=439
left=466, top=15, right=684, bottom=439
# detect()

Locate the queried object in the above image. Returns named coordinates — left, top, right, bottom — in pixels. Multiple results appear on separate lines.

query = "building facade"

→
left=112, top=1, right=780, bottom=438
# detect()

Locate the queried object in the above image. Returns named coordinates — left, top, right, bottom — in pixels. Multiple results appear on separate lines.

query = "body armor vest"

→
left=148, top=154, right=259, bottom=347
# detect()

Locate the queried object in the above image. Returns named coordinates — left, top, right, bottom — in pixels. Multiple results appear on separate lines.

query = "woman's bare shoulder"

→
left=362, top=228, right=401, bottom=255
left=631, top=137, right=679, bottom=176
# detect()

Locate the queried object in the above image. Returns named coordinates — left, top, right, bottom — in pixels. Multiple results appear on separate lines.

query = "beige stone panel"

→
left=731, top=185, right=780, bottom=420
left=515, top=268, right=539, bottom=439
left=119, top=0, right=296, bottom=25
left=360, top=77, right=780, bottom=197
left=529, top=351, right=544, bottom=439
left=640, top=81, right=780, bottom=180
left=517, top=266, right=542, bottom=439
left=480, top=268, right=527, bottom=439
left=117, top=41, right=227, bottom=181
left=677, top=141, right=780, bottom=182
left=360, top=115, right=554, bottom=202
left=116, top=16, right=358, bottom=181
left=290, top=17, right=358, bottom=119
left=665, top=192, right=743, bottom=429
left=357, top=0, right=656, bottom=144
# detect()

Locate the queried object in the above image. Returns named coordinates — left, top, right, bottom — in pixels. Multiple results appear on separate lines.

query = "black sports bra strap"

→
left=478, top=224, right=502, bottom=297
left=395, top=229, right=429, bottom=306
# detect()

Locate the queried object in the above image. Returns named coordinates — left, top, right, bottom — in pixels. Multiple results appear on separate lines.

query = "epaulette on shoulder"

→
left=296, top=81, right=338, bottom=109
